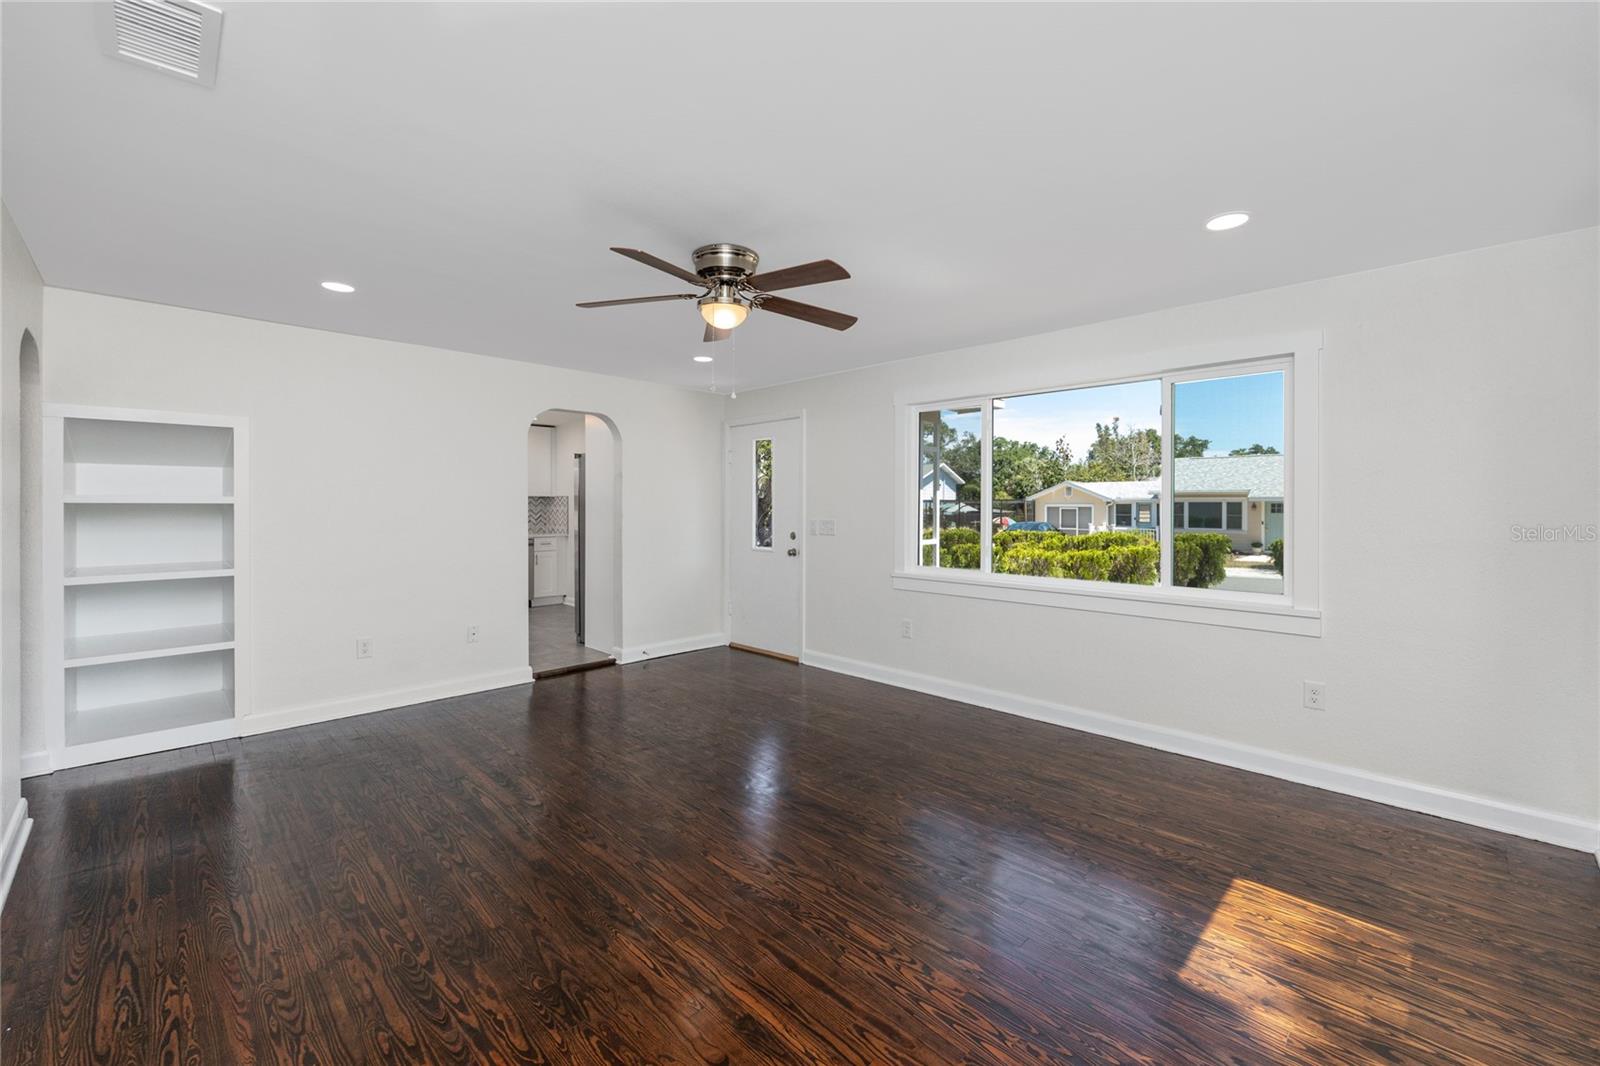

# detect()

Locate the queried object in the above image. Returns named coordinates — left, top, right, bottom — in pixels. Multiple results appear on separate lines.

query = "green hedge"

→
left=922, top=527, right=1227, bottom=589
left=921, top=526, right=980, bottom=568
left=992, top=529, right=1152, bottom=557
left=1173, top=532, right=1231, bottom=587
left=1268, top=538, right=1284, bottom=573
left=997, top=543, right=1158, bottom=583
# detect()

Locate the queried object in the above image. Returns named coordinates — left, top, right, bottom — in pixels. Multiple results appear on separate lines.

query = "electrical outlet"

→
left=1303, top=681, right=1326, bottom=710
left=900, top=619, right=913, bottom=639
left=467, top=625, right=480, bottom=643
left=356, top=637, right=374, bottom=659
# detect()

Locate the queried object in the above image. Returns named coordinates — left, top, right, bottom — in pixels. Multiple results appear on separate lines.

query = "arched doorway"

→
left=18, top=332, right=41, bottom=742
left=525, top=409, right=621, bottom=678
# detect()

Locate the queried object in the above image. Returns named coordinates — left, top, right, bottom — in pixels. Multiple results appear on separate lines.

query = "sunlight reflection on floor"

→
left=1179, top=878, right=1413, bottom=1056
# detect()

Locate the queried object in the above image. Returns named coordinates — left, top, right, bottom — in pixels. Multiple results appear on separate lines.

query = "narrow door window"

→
left=754, top=438, right=773, bottom=548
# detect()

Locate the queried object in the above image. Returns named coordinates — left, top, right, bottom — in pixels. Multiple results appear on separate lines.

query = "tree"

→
left=1228, top=443, right=1279, bottom=455
left=990, top=437, right=1070, bottom=500
left=1174, top=435, right=1210, bottom=458
left=1069, top=418, right=1161, bottom=481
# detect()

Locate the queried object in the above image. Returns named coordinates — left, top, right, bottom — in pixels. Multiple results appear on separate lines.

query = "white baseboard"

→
left=616, top=632, right=728, bottom=665
left=802, top=650, right=1600, bottom=855
left=20, top=750, right=50, bottom=779
left=0, top=799, right=33, bottom=913
left=238, top=666, right=533, bottom=737
left=21, top=667, right=535, bottom=776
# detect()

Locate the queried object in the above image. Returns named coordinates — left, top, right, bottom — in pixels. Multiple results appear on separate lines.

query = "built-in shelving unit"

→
left=44, top=407, right=249, bottom=770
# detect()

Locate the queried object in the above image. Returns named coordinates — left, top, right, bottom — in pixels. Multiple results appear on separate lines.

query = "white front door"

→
left=727, top=417, right=802, bottom=658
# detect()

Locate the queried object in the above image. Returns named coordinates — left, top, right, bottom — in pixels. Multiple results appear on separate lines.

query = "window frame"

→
left=1046, top=503, right=1093, bottom=532
left=752, top=437, right=774, bottom=551
left=893, top=332, right=1320, bottom=636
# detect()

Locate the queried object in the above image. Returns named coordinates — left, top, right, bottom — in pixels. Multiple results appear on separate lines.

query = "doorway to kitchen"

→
left=527, top=410, right=620, bottom=678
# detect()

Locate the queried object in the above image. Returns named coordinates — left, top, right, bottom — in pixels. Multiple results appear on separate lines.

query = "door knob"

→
left=787, top=548, right=798, bottom=556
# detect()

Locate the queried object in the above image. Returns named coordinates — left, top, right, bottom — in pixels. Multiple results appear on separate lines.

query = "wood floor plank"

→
left=4, top=648, right=1597, bottom=1064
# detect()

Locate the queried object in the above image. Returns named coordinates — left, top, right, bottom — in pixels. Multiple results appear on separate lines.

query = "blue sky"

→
left=993, top=371, right=1283, bottom=460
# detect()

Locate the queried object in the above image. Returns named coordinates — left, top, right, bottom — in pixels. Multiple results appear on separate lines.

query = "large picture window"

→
left=982, top=378, right=1160, bottom=584
left=902, top=342, right=1312, bottom=628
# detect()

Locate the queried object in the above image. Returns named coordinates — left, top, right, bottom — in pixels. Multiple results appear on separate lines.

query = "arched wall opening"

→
left=525, top=408, right=623, bottom=675
left=18, top=331, right=41, bottom=748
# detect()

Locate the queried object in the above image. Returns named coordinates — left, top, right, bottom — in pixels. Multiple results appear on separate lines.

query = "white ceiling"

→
left=4, top=2, right=1595, bottom=391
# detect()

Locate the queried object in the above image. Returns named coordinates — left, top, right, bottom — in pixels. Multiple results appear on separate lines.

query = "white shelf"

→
left=65, top=561, right=235, bottom=586
left=65, top=496, right=235, bottom=505
left=66, top=624, right=235, bottom=668
left=66, top=688, right=234, bottom=748
left=45, top=407, right=250, bottom=771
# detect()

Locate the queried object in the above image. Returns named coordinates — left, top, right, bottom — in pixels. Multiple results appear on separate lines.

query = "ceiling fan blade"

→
left=704, top=324, right=730, bottom=343
left=746, top=259, right=850, bottom=292
left=756, top=295, right=858, bottom=331
left=575, top=294, right=696, bottom=308
left=610, top=247, right=704, bottom=286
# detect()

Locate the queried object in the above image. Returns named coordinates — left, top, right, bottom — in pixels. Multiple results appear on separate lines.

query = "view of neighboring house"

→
left=920, top=460, right=982, bottom=525
left=1026, top=454, right=1284, bottom=552
left=920, top=460, right=965, bottom=501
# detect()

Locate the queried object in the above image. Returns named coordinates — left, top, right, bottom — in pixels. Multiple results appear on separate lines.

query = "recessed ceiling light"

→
left=1205, top=211, right=1250, bottom=232
left=693, top=355, right=714, bottom=363
left=320, top=280, right=355, bottom=293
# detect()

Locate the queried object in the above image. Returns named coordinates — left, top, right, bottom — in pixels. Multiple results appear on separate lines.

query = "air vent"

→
left=96, top=0, right=223, bottom=87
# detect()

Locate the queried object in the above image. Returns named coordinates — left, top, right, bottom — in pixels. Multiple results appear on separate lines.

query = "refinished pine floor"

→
left=4, top=648, right=1597, bottom=1064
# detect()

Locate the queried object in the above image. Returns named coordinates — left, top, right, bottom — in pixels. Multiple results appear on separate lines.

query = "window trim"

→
left=1046, top=503, right=1093, bottom=532
left=752, top=437, right=773, bottom=551
left=1173, top=497, right=1247, bottom=532
left=893, top=331, right=1321, bottom=636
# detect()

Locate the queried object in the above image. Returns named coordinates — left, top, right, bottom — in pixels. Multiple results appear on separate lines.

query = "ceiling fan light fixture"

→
left=698, top=286, right=749, bottom=331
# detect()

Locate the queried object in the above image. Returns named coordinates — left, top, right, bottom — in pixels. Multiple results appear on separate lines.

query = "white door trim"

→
left=722, top=411, right=806, bottom=659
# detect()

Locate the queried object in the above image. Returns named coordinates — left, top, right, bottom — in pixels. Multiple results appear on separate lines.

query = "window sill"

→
left=891, top=569, right=1322, bottom=636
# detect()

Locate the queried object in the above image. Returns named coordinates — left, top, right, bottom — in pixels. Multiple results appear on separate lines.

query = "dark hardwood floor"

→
left=4, top=648, right=1597, bottom=1064
left=528, top=604, right=613, bottom=678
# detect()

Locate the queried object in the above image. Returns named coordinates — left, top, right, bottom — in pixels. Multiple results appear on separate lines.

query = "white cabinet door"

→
left=533, top=548, right=559, bottom=598
left=527, top=426, right=554, bottom=495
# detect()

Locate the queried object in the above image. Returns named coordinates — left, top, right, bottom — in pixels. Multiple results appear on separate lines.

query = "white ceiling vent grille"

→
left=97, top=0, right=223, bottom=87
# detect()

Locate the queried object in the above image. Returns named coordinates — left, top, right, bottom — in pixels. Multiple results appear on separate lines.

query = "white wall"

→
left=729, top=229, right=1600, bottom=845
left=583, top=414, right=619, bottom=655
left=1, top=204, right=43, bottom=841
left=22, top=288, right=727, bottom=760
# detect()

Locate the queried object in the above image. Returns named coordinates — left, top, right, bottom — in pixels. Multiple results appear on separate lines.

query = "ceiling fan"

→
left=577, top=244, right=857, bottom=342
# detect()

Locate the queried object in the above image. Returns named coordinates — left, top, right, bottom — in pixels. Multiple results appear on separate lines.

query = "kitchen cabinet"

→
left=527, top=425, right=554, bottom=496
left=531, top=536, right=560, bottom=601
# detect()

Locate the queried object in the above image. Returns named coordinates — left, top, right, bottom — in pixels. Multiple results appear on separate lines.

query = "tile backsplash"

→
left=528, top=496, right=569, bottom=536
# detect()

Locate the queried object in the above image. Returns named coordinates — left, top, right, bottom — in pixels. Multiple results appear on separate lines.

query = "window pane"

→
left=991, top=380, right=1160, bottom=585
left=753, top=438, right=773, bottom=548
left=918, top=406, right=981, bottom=569
left=1172, top=369, right=1286, bottom=595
